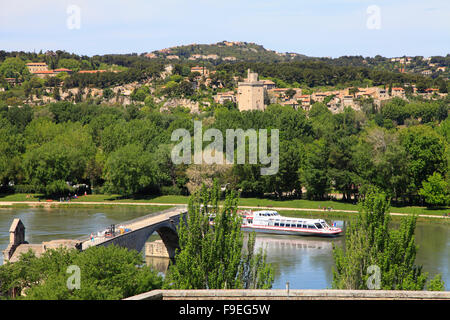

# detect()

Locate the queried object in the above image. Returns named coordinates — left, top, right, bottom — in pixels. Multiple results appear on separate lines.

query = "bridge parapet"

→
left=81, top=207, right=187, bottom=257
left=124, top=289, right=450, bottom=300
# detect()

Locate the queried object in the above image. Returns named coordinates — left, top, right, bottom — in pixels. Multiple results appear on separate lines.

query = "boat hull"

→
left=241, top=225, right=342, bottom=237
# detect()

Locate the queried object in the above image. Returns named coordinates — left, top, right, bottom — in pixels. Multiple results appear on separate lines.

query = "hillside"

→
left=143, top=41, right=449, bottom=79
left=144, top=41, right=309, bottom=63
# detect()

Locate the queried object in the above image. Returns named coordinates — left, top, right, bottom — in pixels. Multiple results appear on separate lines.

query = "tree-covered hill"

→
left=146, top=41, right=308, bottom=63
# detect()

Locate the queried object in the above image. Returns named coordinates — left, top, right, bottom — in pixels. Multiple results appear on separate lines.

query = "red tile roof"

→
left=78, top=70, right=107, bottom=74
left=32, top=70, right=55, bottom=74
left=53, top=68, right=72, bottom=72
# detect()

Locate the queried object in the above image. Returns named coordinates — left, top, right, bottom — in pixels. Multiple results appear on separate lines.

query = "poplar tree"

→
left=164, top=181, right=273, bottom=289
left=332, top=187, right=445, bottom=290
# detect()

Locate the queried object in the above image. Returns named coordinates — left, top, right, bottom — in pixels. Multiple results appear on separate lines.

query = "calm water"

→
left=1, top=207, right=449, bottom=290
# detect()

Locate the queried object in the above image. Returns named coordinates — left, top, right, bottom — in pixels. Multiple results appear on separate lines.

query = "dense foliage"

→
left=0, top=245, right=163, bottom=300
left=0, top=48, right=448, bottom=206
left=332, top=188, right=445, bottom=290
left=164, top=181, right=274, bottom=289
left=0, top=96, right=448, bottom=208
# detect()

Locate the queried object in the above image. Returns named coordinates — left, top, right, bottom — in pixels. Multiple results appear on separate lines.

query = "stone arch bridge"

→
left=81, top=206, right=187, bottom=258
left=3, top=206, right=187, bottom=263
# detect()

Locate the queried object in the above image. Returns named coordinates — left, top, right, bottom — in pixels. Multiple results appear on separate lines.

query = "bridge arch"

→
left=85, top=207, right=187, bottom=260
left=155, top=225, right=180, bottom=259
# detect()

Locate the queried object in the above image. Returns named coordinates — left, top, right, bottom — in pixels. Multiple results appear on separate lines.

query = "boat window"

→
left=279, top=223, right=285, bottom=227
left=315, top=223, right=323, bottom=229
left=285, top=223, right=290, bottom=227
left=308, top=224, right=315, bottom=229
left=296, top=224, right=302, bottom=228
left=274, top=222, right=279, bottom=226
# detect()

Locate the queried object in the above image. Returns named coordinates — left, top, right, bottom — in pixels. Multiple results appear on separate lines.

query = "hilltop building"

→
left=26, top=63, right=75, bottom=78
left=237, top=69, right=265, bottom=111
left=53, top=68, right=73, bottom=75
left=32, top=70, right=56, bottom=78
left=26, top=62, right=48, bottom=73
left=190, top=66, right=209, bottom=77
left=78, top=70, right=107, bottom=74
left=213, top=91, right=236, bottom=104
left=261, top=79, right=276, bottom=90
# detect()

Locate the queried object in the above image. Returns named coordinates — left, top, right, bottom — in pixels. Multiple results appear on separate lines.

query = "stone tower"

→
left=3, top=219, right=26, bottom=262
left=237, top=69, right=265, bottom=111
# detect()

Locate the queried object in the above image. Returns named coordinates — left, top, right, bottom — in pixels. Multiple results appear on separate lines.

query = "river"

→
left=1, top=207, right=449, bottom=290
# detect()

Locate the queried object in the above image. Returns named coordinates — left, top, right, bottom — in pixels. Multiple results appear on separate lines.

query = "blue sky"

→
left=0, top=0, right=449, bottom=58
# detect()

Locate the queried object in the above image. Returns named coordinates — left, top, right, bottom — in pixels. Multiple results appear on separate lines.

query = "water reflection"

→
left=254, top=234, right=335, bottom=252
left=145, top=256, right=170, bottom=274
left=253, top=233, right=343, bottom=289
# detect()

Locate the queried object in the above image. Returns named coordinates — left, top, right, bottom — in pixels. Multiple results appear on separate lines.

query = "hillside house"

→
left=26, top=62, right=48, bottom=73
left=391, top=87, right=406, bottom=98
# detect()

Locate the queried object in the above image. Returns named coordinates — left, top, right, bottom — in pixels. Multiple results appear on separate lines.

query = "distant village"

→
left=2, top=55, right=448, bottom=114
left=228, top=68, right=446, bottom=114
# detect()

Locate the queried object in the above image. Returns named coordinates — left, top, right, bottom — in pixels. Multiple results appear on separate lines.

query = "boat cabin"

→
left=250, top=211, right=331, bottom=230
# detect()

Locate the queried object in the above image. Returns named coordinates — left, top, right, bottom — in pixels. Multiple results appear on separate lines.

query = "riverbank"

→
left=0, top=193, right=448, bottom=221
left=0, top=200, right=176, bottom=210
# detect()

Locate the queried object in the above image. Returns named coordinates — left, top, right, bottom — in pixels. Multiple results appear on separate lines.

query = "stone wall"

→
left=124, top=289, right=450, bottom=300
left=145, top=240, right=170, bottom=258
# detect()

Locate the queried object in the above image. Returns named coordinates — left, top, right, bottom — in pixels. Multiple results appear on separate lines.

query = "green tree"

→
left=355, top=127, right=410, bottom=201
left=21, top=122, right=96, bottom=194
left=300, top=139, right=330, bottom=200
left=438, top=80, right=448, bottom=94
left=130, top=86, right=150, bottom=102
left=103, top=144, right=158, bottom=196
left=416, top=79, right=428, bottom=93
left=285, top=88, right=296, bottom=99
left=400, top=125, right=446, bottom=198
left=164, top=181, right=273, bottom=289
left=0, top=246, right=163, bottom=300
left=0, top=118, right=23, bottom=188
left=102, top=88, right=114, bottom=100
left=52, top=87, right=61, bottom=101
left=58, top=58, right=82, bottom=72
left=381, top=98, right=409, bottom=125
left=348, top=87, right=359, bottom=97
left=332, top=188, right=445, bottom=290
left=418, top=172, right=449, bottom=207
left=264, top=140, right=303, bottom=198
left=0, top=57, right=29, bottom=79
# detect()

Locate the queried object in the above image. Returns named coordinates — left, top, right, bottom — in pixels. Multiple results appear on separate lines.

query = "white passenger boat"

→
left=239, top=210, right=342, bottom=237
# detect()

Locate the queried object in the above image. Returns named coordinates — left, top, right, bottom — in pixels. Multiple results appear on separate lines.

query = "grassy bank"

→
left=0, top=193, right=448, bottom=217
left=273, top=209, right=450, bottom=224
